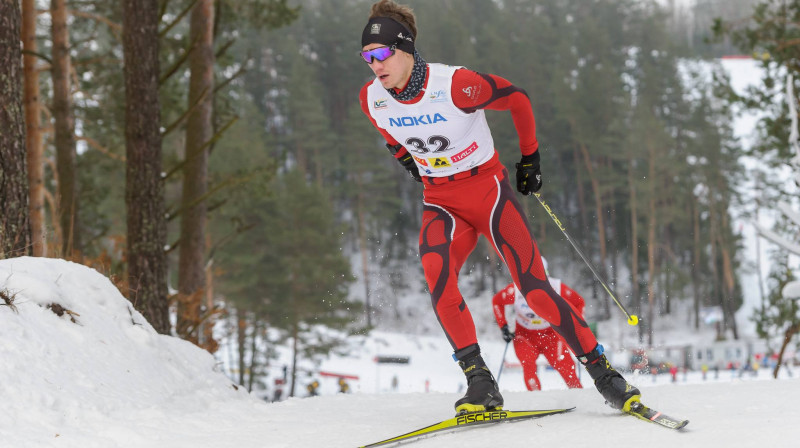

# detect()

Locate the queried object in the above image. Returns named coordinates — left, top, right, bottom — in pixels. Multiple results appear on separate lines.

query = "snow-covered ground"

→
left=1, top=258, right=797, bottom=448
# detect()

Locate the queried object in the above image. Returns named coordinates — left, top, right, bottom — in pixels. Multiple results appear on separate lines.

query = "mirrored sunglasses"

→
left=359, top=45, right=395, bottom=64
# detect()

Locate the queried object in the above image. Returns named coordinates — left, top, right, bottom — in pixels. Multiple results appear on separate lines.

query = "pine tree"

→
left=0, top=0, right=32, bottom=259
left=217, top=171, right=357, bottom=395
left=285, top=39, right=333, bottom=184
left=176, top=0, right=215, bottom=346
left=51, top=0, right=81, bottom=258
left=260, top=174, right=357, bottom=396
left=752, top=252, right=799, bottom=378
left=22, top=0, right=45, bottom=257
left=122, top=0, right=169, bottom=333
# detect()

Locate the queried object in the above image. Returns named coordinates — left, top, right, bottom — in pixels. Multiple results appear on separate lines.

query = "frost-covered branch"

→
left=784, top=281, right=800, bottom=300
left=755, top=224, right=800, bottom=255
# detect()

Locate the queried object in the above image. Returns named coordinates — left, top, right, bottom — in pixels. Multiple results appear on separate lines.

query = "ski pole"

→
left=532, top=192, right=639, bottom=326
left=496, top=340, right=511, bottom=383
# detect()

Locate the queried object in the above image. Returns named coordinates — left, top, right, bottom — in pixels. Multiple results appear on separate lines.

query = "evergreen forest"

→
left=1, top=0, right=799, bottom=394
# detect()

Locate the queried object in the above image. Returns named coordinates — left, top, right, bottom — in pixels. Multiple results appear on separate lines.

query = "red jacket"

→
left=492, top=281, right=585, bottom=330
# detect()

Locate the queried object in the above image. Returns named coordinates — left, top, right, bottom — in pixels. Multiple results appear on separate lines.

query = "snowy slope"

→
left=1, top=257, right=797, bottom=448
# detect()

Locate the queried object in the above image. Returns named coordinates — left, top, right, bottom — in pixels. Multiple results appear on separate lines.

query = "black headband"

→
left=361, top=16, right=415, bottom=54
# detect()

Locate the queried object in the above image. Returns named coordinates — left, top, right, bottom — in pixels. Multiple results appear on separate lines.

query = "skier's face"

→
left=361, top=43, right=414, bottom=90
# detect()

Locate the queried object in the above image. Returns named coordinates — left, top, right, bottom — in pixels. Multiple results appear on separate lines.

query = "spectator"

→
left=338, top=377, right=351, bottom=394
left=306, top=380, right=320, bottom=397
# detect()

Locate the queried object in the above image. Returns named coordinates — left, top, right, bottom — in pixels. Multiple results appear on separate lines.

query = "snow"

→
left=784, top=280, right=800, bottom=300
left=721, top=57, right=766, bottom=149
left=1, top=257, right=798, bottom=448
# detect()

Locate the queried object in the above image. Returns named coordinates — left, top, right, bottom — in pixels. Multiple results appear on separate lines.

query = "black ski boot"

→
left=453, top=345, right=503, bottom=415
left=579, top=345, right=641, bottom=411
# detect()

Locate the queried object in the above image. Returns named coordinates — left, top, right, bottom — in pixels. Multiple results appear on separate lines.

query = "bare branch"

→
left=21, top=49, right=52, bottom=65
left=159, top=0, right=171, bottom=22
left=214, top=38, right=236, bottom=59
left=167, top=165, right=266, bottom=223
left=160, top=86, right=210, bottom=137
left=159, top=34, right=201, bottom=85
left=76, top=136, right=125, bottom=161
left=68, top=9, right=122, bottom=41
left=165, top=115, right=238, bottom=179
left=214, top=63, right=248, bottom=94
left=159, top=0, right=201, bottom=38
left=207, top=221, right=256, bottom=260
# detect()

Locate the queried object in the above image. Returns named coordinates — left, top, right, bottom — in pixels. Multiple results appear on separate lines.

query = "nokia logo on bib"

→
left=388, top=113, right=447, bottom=127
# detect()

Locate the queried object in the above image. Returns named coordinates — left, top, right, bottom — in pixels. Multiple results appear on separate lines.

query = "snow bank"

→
left=0, top=257, right=256, bottom=447
left=1, top=257, right=798, bottom=448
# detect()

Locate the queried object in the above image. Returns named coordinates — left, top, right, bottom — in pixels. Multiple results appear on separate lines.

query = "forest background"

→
left=1, top=0, right=798, bottom=398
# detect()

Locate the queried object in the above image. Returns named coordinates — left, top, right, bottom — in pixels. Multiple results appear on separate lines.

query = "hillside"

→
left=1, top=257, right=797, bottom=448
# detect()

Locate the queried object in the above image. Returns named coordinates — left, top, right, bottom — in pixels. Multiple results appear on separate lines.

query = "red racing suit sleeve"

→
left=359, top=82, right=411, bottom=161
left=560, top=283, right=586, bottom=317
left=450, top=68, right=539, bottom=156
left=492, top=283, right=516, bottom=329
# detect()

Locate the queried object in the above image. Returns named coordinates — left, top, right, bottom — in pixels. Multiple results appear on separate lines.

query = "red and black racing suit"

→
left=359, top=68, right=598, bottom=360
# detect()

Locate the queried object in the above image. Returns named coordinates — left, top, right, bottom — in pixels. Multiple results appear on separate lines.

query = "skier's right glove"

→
left=501, top=325, right=515, bottom=343
left=515, top=151, right=542, bottom=195
left=387, top=143, right=422, bottom=183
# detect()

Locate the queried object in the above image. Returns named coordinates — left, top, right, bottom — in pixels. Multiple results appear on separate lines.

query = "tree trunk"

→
left=314, top=148, right=323, bottom=187
left=578, top=142, right=610, bottom=319
left=573, top=146, right=588, bottom=232
left=295, top=141, right=308, bottom=177
left=22, top=0, right=45, bottom=257
left=51, top=0, right=81, bottom=259
left=0, top=1, right=32, bottom=259
left=606, top=189, right=617, bottom=289
left=290, top=322, right=299, bottom=398
left=664, top=225, right=672, bottom=315
left=237, top=314, right=247, bottom=386
left=627, top=160, right=642, bottom=342
left=718, top=234, right=739, bottom=339
left=773, top=323, right=799, bottom=379
left=352, top=140, right=372, bottom=326
left=692, top=197, right=701, bottom=329
left=708, top=204, right=723, bottom=340
left=357, top=181, right=372, bottom=327
left=201, top=232, right=219, bottom=353
left=122, top=0, right=169, bottom=333
left=178, top=0, right=215, bottom=344
left=247, top=320, right=259, bottom=392
left=754, top=178, right=766, bottom=317
left=646, top=151, right=657, bottom=347
left=719, top=209, right=739, bottom=339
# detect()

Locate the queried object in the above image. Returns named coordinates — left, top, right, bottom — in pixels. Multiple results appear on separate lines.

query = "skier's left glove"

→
left=515, top=151, right=542, bottom=195
left=387, top=143, right=422, bottom=183
left=501, top=324, right=515, bottom=343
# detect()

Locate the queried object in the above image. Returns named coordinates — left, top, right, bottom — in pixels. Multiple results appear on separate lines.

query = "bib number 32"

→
left=405, top=135, right=451, bottom=154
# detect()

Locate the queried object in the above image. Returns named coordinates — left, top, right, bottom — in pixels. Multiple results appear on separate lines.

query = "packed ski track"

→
left=1, top=257, right=797, bottom=448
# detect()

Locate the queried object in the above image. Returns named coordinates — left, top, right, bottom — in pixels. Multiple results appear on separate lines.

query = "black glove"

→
left=397, top=153, right=422, bottom=182
left=501, top=324, right=515, bottom=343
left=387, top=143, right=422, bottom=182
left=515, top=151, right=542, bottom=195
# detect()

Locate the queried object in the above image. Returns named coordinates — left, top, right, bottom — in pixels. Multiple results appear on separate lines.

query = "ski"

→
left=624, top=401, right=689, bottom=430
left=358, top=407, right=574, bottom=447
